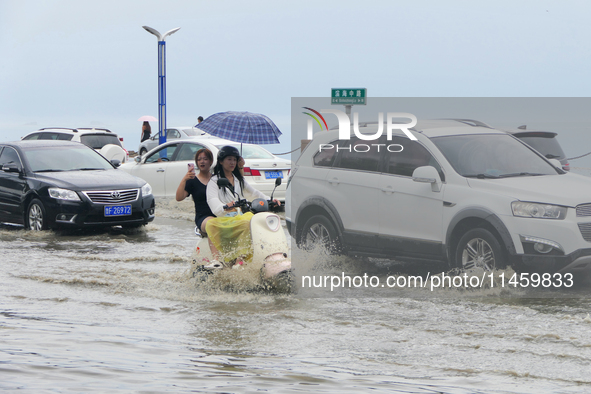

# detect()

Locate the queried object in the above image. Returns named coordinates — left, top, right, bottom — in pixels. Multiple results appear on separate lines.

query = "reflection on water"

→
left=1, top=199, right=591, bottom=393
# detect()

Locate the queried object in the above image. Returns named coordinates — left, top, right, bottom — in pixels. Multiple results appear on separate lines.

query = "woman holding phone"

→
left=176, top=148, right=215, bottom=236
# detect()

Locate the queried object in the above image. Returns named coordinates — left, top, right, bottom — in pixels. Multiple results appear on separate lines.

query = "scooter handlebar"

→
left=223, top=199, right=249, bottom=211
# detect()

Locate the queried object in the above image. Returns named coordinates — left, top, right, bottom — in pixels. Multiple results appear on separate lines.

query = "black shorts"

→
left=195, top=215, right=212, bottom=231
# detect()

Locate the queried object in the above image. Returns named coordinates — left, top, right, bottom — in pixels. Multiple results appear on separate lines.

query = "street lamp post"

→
left=142, top=26, right=180, bottom=146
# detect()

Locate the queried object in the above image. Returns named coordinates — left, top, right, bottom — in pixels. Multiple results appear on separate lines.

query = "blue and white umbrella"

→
left=196, top=111, right=282, bottom=144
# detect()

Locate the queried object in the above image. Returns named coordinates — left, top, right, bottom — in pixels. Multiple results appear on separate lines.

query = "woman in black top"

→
left=175, top=148, right=215, bottom=234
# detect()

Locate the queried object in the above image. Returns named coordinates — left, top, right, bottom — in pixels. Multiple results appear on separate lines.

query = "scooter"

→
left=190, top=177, right=292, bottom=291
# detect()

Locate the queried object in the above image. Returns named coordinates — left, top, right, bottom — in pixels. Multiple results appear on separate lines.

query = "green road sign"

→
left=331, top=88, right=367, bottom=105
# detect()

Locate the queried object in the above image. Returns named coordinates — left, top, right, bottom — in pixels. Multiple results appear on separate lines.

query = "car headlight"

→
left=141, top=183, right=152, bottom=197
left=48, top=188, right=81, bottom=201
left=512, top=201, right=567, bottom=219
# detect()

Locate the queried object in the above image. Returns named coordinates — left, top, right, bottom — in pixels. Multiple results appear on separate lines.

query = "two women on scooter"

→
left=205, top=145, right=281, bottom=265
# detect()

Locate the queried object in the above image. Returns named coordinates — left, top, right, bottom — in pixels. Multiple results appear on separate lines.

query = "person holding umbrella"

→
left=141, top=121, right=151, bottom=142
left=138, top=115, right=158, bottom=143
left=205, top=146, right=280, bottom=264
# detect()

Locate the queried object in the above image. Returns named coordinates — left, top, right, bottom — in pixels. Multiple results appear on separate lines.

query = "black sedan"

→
left=0, top=140, right=155, bottom=230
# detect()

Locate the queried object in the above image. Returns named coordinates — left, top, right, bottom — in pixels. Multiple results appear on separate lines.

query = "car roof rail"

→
left=76, top=128, right=112, bottom=133
left=39, top=127, right=78, bottom=132
left=441, top=118, right=492, bottom=128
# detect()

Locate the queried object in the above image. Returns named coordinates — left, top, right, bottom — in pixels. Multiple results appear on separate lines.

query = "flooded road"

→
left=2, top=199, right=591, bottom=393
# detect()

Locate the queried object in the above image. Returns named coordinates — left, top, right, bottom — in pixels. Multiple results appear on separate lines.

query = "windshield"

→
left=217, top=144, right=275, bottom=160
left=24, top=145, right=113, bottom=172
left=431, top=134, right=558, bottom=178
left=80, top=134, right=122, bottom=149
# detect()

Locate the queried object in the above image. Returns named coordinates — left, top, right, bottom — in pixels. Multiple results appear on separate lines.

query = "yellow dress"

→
left=205, top=212, right=254, bottom=263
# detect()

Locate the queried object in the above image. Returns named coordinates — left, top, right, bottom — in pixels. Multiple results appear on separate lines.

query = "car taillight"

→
left=119, top=137, right=124, bottom=142
left=243, top=167, right=261, bottom=176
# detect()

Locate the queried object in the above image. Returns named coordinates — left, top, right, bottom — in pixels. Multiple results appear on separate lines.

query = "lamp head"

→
left=142, top=26, right=162, bottom=40
left=163, top=27, right=181, bottom=40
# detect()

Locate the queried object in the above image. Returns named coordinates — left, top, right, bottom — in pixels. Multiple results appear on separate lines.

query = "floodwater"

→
left=2, top=198, right=591, bottom=393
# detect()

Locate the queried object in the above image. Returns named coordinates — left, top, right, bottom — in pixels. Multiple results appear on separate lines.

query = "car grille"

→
left=83, top=189, right=139, bottom=204
left=578, top=223, right=591, bottom=242
left=576, top=203, right=591, bottom=217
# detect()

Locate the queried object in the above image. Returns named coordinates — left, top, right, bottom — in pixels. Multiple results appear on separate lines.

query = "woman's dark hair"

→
left=142, top=121, right=151, bottom=132
left=194, top=148, right=213, bottom=166
left=213, top=146, right=244, bottom=195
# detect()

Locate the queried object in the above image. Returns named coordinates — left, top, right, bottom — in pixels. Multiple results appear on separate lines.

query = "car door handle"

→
left=329, top=177, right=339, bottom=185
left=157, top=168, right=165, bottom=172
left=381, top=186, right=394, bottom=194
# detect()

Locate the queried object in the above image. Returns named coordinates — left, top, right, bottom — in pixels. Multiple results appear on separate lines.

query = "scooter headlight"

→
left=266, top=215, right=281, bottom=232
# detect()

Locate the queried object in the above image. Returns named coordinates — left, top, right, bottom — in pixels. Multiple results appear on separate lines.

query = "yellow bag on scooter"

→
left=205, top=212, right=254, bottom=264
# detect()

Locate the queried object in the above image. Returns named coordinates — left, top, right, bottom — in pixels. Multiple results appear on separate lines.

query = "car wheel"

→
left=139, top=148, right=147, bottom=156
left=454, top=228, right=505, bottom=271
left=300, top=215, right=341, bottom=253
left=26, top=199, right=48, bottom=231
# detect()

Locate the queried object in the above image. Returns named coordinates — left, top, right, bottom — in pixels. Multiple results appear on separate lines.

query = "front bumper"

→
left=517, top=248, right=591, bottom=274
left=42, top=192, right=155, bottom=228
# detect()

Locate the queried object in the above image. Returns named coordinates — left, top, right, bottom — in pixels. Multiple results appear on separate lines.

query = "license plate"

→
left=265, top=171, right=283, bottom=179
left=104, top=204, right=132, bottom=217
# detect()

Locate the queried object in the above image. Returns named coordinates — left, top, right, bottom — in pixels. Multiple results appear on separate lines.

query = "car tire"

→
left=300, top=215, right=341, bottom=253
left=454, top=228, right=505, bottom=271
left=139, top=148, right=147, bottom=156
left=26, top=198, right=48, bottom=231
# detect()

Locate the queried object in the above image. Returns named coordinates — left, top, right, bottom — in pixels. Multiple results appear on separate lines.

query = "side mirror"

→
left=269, top=176, right=282, bottom=202
left=412, top=166, right=442, bottom=192
left=111, top=159, right=121, bottom=168
left=2, top=163, right=20, bottom=173
left=135, top=156, right=141, bottom=163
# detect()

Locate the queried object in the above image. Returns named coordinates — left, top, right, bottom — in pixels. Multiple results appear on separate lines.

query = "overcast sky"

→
left=1, top=0, right=591, bottom=160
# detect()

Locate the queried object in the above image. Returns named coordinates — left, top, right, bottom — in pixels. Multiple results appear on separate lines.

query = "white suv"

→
left=286, top=119, right=591, bottom=274
left=22, top=128, right=128, bottom=163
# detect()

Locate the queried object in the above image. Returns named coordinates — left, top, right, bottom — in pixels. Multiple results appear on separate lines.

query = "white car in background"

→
left=22, top=127, right=128, bottom=163
left=121, top=138, right=291, bottom=201
left=138, top=126, right=210, bottom=156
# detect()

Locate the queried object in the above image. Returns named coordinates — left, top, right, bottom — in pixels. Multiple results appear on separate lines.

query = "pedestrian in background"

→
left=141, top=121, right=151, bottom=142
